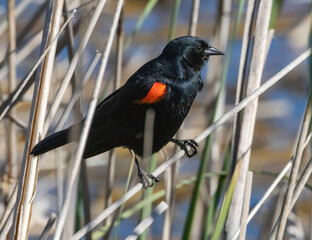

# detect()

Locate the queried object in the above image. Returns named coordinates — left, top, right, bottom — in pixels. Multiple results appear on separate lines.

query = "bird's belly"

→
left=125, top=93, right=194, bottom=157
left=133, top=108, right=189, bottom=154
left=153, top=109, right=186, bottom=146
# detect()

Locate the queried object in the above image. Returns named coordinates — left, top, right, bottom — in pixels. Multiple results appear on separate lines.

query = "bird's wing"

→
left=132, top=82, right=167, bottom=105
left=95, top=86, right=123, bottom=110
left=90, top=87, right=125, bottom=126
left=82, top=80, right=168, bottom=158
left=92, top=70, right=168, bottom=118
left=122, top=71, right=169, bottom=105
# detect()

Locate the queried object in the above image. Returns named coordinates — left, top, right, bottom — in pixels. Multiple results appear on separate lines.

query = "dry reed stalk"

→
left=0, top=14, right=79, bottom=123
left=79, top=160, right=92, bottom=239
left=230, top=0, right=255, bottom=175
left=64, top=1, right=92, bottom=235
left=238, top=171, right=253, bottom=240
left=16, top=1, right=49, bottom=47
left=55, top=151, right=63, bottom=214
left=163, top=138, right=178, bottom=237
left=54, top=52, right=102, bottom=131
left=0, top=0, right=33, bottom=42
left=42, top=0, right=110, bottom=136
left=162, top=164, right=173, bottom=240
left=115, top=9, right=123, bottom=91
left=5, top=114, right=26, bottom=130
left=64, top=0, right=82, bottom=122
left=0, top=1, right=48, bottom=71
left=262, top=185, right=288, bottom=240
left=207, top=0, right=232, bottom=198
left=0, top=18, right=81, bottom=122
left=0, top=210, right=13, bottom=240
left=14, top=32, right=42, bottom=67
left=5, top=0, right=18, bottom=202
left=10, top=1, right=63, bottom=238
left=230, top=162, right=291, bottom=240
left=63, top=154, right=79, bottom=238
left=162, top=150, right=180, bottom=240
left=71, top=48, right=312, bottom=240
left=10, top=3, right=72, bottom=239
left=225, top=0, right=273, bottom=238
left=0, top=17, right=82, bottom=119
left=270, top=94, right=312, bottom=240
left=188, top=0, right=200, bottom=36
left=230, top=27, right=276, bottom=240
left=0, top=181, right=17, bottom=231
left=104, top=7, right=124, bottom=229
left=310, top=177, right=312, bottom=240
left=268, top=157, right=312, bottom=239
left=45, top=49, right=101, bottom=224
left=38, top=213, right=57, bottom=240
left=125, top=201, right=168, bottom=240
left=52, top=0, right=125, bottom=238
left=230, top=124, right=312, bottom=240
left=291, top=157, right=312, bottom=211
left=0, top=186, right=17, bottom=240
left=139, top=109, right=156, bottom=239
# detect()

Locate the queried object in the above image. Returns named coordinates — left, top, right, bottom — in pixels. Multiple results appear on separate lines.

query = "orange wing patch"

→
left=135, top=82, right=166, bottom=104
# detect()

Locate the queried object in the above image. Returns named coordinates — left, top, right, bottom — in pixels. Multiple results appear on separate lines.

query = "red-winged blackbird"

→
left=31, top=36, right=223, bottom=187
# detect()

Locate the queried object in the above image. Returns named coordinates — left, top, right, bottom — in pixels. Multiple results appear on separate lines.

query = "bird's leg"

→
left=134, top=156, right=159, bottom=189
left=171, top=138, right=199, bottom=158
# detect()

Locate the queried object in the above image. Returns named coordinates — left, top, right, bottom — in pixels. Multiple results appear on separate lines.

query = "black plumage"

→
left=31, top=36, right=223, bottom=187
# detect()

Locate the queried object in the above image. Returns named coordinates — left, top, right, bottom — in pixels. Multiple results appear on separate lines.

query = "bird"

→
left=31, top=36, right=224, bottom=188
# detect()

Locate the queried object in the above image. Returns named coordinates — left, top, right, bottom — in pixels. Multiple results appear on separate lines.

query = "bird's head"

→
left=162, top=36, right=224, bottom=70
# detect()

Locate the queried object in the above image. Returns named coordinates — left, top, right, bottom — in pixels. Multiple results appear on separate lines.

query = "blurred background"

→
left=0, top=0, right=311, bottom=239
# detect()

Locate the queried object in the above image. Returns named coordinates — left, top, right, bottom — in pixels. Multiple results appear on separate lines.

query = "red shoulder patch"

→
left=135, top=82, right=166, bottom=104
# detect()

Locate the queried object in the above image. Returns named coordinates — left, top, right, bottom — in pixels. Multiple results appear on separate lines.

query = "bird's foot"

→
left=171, top=138, right=198, bottom=158
left=137, top=168, right=159, bottom=189
left=133, top=155, right=159, bottom=188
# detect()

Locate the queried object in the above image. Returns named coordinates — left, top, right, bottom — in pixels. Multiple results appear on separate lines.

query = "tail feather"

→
left=31, top=128, right=71, bottom=156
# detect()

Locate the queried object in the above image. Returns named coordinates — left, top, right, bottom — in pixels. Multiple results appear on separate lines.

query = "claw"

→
left=138, top=169, right=159, bottom=189
left=171, top=139, right=199, bottom=158
left=134, top=155, right=159, bottom=189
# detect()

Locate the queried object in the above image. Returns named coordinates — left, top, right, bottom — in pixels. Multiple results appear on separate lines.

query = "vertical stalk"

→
left=230, top=0, right=257, bottom=176
left=225, top=0, right=273, bottom=238
left=10, top=0, right=65, bottom=239
left=188, top=0, right=200, bottom=36
left=104, top=6, right=124, bottom=235
left=63, top=1, right=92, bottom=237
left=139, top=155, right=157, bottom=240
left=5, top=0, right=17, bottom=203
left=163, top=1, right=182, bottom=239
left=0, top=13, right=75, bottom=239
left=42, top=0, right=110, bottom=136
left=272, top=94, right=312, bottom=239
left=139, top=109, right=156, bottom=240
left=206, top=0, right=232, bottom=201
left=0, top=19, right=81, bottom=123
left=238, top=171, right=253, bottom=240
left=52, top=0, right=125, bottom=238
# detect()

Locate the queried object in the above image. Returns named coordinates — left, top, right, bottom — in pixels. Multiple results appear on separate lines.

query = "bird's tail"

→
left=31, top=128, right=71, bottom=156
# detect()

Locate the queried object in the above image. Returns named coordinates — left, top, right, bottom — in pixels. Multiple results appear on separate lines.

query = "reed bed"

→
left=0, top=0, right=311, bottom=239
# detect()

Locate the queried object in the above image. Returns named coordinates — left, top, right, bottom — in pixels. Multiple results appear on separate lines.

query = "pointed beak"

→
left=204, top=46, right=224, bottom=56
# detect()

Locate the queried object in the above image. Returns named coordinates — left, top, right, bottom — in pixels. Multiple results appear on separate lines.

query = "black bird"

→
left=31, top=36, right=223, bottom=188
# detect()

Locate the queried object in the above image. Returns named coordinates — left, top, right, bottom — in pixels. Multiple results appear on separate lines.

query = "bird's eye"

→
left=197, top=46, right=203, bottom=51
